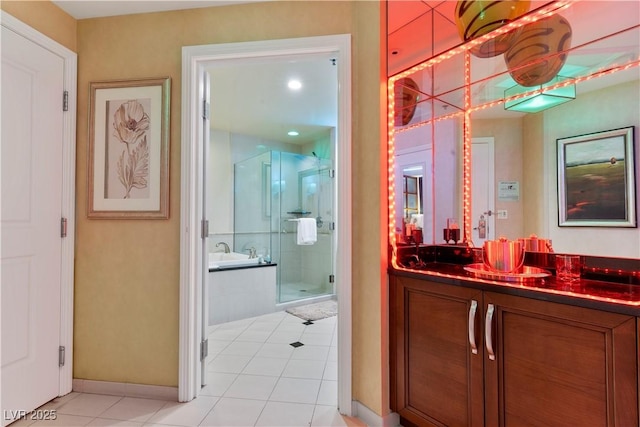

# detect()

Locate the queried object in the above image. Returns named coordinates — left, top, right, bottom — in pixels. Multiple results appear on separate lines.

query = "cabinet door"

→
left=484, top=292, right=637, bottom=427
left=390, top=276, right=484, bottom=427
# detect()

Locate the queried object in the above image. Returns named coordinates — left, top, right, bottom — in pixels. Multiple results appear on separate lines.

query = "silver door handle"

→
left=468, top=300, right=478, bottom=355
left=485, top=303, right=496, bottom=361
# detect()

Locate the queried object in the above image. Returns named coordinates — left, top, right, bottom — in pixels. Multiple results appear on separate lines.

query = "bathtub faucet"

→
left=216, top=242, right=230, bottom=253
left=246, top=247, right=257, bottom=259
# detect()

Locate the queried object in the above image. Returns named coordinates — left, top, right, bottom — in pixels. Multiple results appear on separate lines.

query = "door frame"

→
left=179, top=34, right=353, bottom=414
left=1, top=11, right=77, bottom=396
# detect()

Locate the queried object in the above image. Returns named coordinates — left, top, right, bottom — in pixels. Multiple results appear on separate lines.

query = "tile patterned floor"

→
left=11, top=311, right=365, bottom=427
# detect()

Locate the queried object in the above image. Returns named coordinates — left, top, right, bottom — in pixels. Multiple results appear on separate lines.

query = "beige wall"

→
left=352, top=1, right=388, bottom=416
left=0, top=0, right=77, bottom=52
left=2, top=0, right=387, bottom=416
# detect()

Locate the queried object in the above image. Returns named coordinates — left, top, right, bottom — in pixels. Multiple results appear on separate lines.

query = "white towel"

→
left=411, top=214, right=424, bottom=230
left=296, top=218, right=317, bottom=245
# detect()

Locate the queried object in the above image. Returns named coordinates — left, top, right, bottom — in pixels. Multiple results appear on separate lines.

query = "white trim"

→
left=0, top=11, right=77, bottom=397
left=180, top=35, right=353, bottom=413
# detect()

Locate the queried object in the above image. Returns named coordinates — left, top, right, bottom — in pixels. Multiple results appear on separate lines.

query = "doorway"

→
left=180, top=35, right=353, bottom=415
left=205, top=53, right=338, bottom=306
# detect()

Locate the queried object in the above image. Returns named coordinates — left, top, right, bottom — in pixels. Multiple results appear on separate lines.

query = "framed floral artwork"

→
left=88, top=77, right=170, bottom=219
left=557, top=126, right=636, bottom=227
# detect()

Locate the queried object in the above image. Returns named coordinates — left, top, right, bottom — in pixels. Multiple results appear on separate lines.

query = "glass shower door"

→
left=277, top=153, right=334, bottom=303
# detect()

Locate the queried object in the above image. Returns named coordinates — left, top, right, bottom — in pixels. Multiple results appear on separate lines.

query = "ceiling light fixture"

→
left=287, top=79, right=302, bottom=90
left=504, top=75, right=575, bottom=113
left=288, top=131, right=299, bottom=136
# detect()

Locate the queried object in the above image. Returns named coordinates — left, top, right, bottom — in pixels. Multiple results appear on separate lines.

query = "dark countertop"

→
left=209, top=262, right=277, bottom=273
left=389, top=263, right=640, bottom=316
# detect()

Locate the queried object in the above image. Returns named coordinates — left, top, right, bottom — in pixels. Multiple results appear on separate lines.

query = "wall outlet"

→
left=497, top=209, right=508, bottom=219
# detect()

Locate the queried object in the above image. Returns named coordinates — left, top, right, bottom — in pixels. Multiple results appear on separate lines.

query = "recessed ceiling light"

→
left=288, top=79, right=302, bottom=90
left=288, top=131, right=299, bottom=136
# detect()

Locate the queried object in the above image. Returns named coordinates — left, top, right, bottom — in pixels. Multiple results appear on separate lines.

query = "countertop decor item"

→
left=464, top=262, right=550, bottom=282
left=518, top=234, right=553, bottom=252
left=88, top=77, right=170, bottom=219
left=483, top=237, right=525, bottom=273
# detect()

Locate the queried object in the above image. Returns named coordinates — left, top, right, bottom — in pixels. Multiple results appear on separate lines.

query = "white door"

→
left=471, top=138, right=495, bottom=247
left=1, top=25, right=64, bottom=424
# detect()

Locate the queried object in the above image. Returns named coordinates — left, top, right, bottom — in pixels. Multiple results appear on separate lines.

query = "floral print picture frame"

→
left=88, top=77, right=170, bottom=219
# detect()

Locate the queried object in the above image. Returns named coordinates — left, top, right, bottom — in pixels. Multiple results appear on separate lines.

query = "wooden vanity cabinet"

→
left=390, top=274, right=639, bottom=427
left=390, top=276, right=485, bottom=427
left=484, top=291, right=637, bottom=427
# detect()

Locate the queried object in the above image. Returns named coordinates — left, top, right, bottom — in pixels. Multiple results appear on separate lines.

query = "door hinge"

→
left=63, top=91, right=69, bottom=112
left=202, top=100, right=210, bottom=120
left=200, top=339, right=209, bottom=361
left=58, top=346, right=65, bottom=367
left=329, top=222, right=335, bottom=231
left=201, top=219, right=209, bottom=239
left=329, top=169, right=335, bottom=178
left=61, top=217, right=68, bottom=238
left=329, top=274, right=335, bottom=283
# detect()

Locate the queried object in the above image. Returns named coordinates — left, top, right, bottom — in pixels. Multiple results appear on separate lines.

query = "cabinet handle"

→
left=485, top=303, right=496, bottom=361
left=468, top=300, right=478, bottom=354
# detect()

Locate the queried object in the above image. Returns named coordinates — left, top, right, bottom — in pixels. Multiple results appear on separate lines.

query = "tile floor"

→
left=12, top=311, right=365, bottom=427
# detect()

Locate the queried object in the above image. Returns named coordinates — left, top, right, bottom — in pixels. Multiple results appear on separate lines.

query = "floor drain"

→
left=290, top=341, right=304, bottom=348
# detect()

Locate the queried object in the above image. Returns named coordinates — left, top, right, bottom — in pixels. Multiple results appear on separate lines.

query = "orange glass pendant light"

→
left=455, top=0, right=531, bottom=58
left=394, top=77, right=420, bottom=126
left=505, top=14, right=572, bottom=87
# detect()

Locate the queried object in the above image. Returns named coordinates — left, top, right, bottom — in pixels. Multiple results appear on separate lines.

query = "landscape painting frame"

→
left=557, top=126, right=636, bottom=227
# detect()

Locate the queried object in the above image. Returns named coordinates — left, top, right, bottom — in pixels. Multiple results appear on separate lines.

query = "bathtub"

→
left=209, top=252, right=261, bottom=269
left=208, top=262, right=276, bottom=325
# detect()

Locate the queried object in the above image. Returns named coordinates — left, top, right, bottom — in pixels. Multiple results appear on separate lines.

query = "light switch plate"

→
left=497, top=209, right=508, bottom=219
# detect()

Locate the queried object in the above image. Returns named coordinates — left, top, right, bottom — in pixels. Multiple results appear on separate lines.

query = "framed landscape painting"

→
left=557, top=126, right=636, bottom=227
left=88, top=77, right=170, bottom=219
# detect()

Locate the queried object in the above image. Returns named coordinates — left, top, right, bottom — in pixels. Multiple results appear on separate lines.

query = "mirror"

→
left=388, top=0, right=640, bottom=258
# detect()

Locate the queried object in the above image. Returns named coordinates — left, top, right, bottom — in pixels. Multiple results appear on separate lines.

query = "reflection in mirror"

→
left=389, top=0, right=639, bottom=259
left=393, top=117, right=460, bottom=246
left=471, top=71, right=639, bottom=258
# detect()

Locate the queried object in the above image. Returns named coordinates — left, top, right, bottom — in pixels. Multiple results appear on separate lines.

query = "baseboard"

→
left=72, top=379, right=178, bottom=401
left=351, top=401, right=400, bottom=427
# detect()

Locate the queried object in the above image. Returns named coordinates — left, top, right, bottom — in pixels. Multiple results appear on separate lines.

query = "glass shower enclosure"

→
left=234, top=151, right=334, bottom=304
